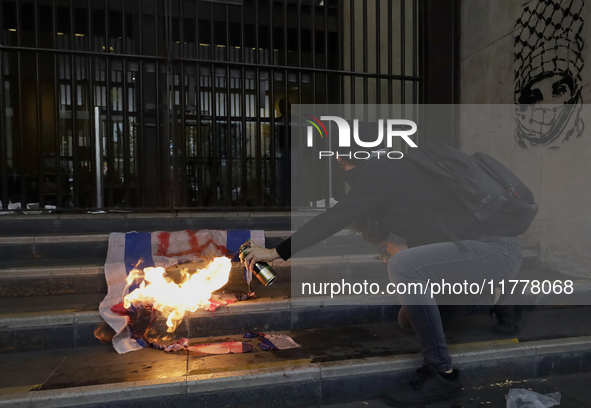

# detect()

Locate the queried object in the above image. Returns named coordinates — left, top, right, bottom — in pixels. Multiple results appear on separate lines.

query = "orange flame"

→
left=123, top=257, right=232, bottom=332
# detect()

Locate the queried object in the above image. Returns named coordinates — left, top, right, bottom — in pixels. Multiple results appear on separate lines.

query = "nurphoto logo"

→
left=304, top=116, right=418, bottom=160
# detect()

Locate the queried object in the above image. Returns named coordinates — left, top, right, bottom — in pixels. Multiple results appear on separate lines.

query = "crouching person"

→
left=243, top=142, right=532, bottom=407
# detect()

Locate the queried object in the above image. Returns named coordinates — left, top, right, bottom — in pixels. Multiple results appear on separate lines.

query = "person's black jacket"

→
left=275, top=155, right=485, bottom=260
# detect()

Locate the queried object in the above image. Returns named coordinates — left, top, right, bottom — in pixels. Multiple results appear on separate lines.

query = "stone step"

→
left=1, top=321, right=591, bottom=407
left=1, top=262, right=590, bottom=355
left=0, top=282, right=399, bottom=354
left=0, top=247, right=542, bottom=298
left=0, top=229, right=380, bottom=269
left=0, top=212, right=300, bottom=237
left=0, top=254, right=386, bottom=298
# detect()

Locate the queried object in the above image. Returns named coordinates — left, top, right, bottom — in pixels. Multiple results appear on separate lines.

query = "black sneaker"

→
left=384, top=365, right=462, bottom=407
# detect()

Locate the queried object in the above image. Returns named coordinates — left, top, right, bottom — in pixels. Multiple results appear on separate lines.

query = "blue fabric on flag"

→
left=124, top=232, right=155, bottom=292
left=226, top=230, right=251, bottom=262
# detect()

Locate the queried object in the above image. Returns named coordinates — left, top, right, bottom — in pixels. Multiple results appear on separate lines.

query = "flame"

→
left=123, top=257, right=232, bottom=332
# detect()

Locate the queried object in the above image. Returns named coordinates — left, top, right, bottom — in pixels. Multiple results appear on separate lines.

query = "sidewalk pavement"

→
left=324, top=371, right=591, bottom=407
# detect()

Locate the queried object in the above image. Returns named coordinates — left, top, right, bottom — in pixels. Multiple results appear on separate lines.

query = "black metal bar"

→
left=104, top=67, right=115, bottom=207
left=0, top=1, right=6, bottom=209
left=105, top=0, right=114, bottom=207
left=363, top=0, right=367, bottom=104
left=225, top=4, right=233, bottom=206
left=401, top=0, right=405, bottom=104
left=284, top=67, right=289, bottom=208
left=225, top=65, right=233, bottom=206
left=16, top=0, right=21, bottom=48
left=324, top=0, right=329, bottom=206
left=138, top=0, right=143, bottom=55
left=196, top=62, right=204, bottom=207
left=269, top=68, right=275, bottom=205
left=51, top=0, right=62, bottom=208
left=211, top=63, right=219, bottom=207
left=239, top=0, right=244, bottom=63
left=349, top=0, right=354, bottom=103
left=298, top=0, right=302, bottom=68
left=209, top=3, right=218, bottom=207
left=15, top=1, right=26, bottom=207
left=296, top=69, right=302, bottom=208
left=33, top=0, right=44, bottom=207
left=0, top=44, right=422, bottom=81
left=413, top=0, right=418, bottom=103
left=166, top=0, right=174, bottom=210
left=239, top=5, right=247, bottom=207
left=122, top=57, right=130, bottom=206
left=69, top=0, right=80, bottom=207
left=179, top=61, right=187, bottom=207
left=179, top=0, right=183, bottom=58
left=154, top=0, right=159, bottom=56
left=254, top=0, right=261, bottom=205
left=311, top=0, right=316, bottom=115
left=34, top=0, right=39, bottom=48
left=0, top=45, right=164, bottom=60
left=210, top=2, right=214, bottom=60
left=311, top=0, right=315, bottom=68
left=324, top=0, right=328, bottom=71
left=254, top=67, right=261, bottom=206
left=283, top=0, right=287, bottom=67
left=339, top=0, right=344, bottom=105
left=194, top=4, right=205, bottom=207
left=88, top=0, right=97, bottom=207
left=412, top=0, right=418, bottom=148
left=0, top=47, right=7, bottom=208
left=268, top=0, right=273, bottom=66
left=155, top=57, right=163, bottom=208
left=104, top=0, right=109, bottom=53
left=254, top=0, right=259, bottom=64
left=388, top=0, right=392, bottom=103
left=376, top=0, right=380, bottom=103
left=136, top=0, right=143, bottom=207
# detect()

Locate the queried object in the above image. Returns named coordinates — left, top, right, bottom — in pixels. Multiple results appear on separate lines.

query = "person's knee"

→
left=387, top=251, right=415, bottom=284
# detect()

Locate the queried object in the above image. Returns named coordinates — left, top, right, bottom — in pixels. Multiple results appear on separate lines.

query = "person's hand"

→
left=377, top=241, right=408, bottom=263
left=240, top=240, right=280, bottom=272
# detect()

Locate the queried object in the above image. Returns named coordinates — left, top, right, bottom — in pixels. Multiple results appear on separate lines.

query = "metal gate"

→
left=0, top=0, right=422, bottom=212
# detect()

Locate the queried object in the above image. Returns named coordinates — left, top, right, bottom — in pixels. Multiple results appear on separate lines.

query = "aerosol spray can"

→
left=239, top=244, right=277, bottom=287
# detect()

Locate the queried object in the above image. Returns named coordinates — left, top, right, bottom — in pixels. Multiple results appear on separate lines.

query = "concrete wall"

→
left=460, top=0, right=591, bottom=277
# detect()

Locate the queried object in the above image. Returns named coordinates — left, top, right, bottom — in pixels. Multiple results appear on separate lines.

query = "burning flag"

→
left=98, top=229, right=264, bottom=354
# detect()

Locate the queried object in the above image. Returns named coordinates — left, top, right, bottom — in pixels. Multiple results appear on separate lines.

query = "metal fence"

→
left=0, top=0, right=422, bottom=211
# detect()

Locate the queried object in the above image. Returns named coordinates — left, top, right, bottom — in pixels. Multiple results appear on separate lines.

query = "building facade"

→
left=0, top=0, right=457, bottom=211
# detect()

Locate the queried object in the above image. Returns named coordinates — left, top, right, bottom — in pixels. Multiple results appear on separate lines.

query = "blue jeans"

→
left=387, top=236, right=523, bottom=372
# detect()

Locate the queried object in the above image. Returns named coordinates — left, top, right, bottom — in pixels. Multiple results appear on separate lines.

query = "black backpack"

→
left=407, top=140, right=538, bottom=237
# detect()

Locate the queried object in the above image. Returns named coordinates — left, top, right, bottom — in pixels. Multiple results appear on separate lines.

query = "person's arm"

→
left=245, top=177, right=386, bottom=266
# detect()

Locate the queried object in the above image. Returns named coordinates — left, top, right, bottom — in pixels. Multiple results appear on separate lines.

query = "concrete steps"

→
left=0, top=280, right=400, bottom=353
left=2, top=261, right=589, bottom=355
left=0, top=212, right=573, bottom=355
left=1, top=213, right=590, bottom=407
left=0, top=212, right=296, bottom=236
left=0, top=242, right=542, bottom=298
left=0, top=212, right=388, bottom=354
left=2, top=320, right=591, bottom=407
left=0, top=230, right=379, bottom=269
